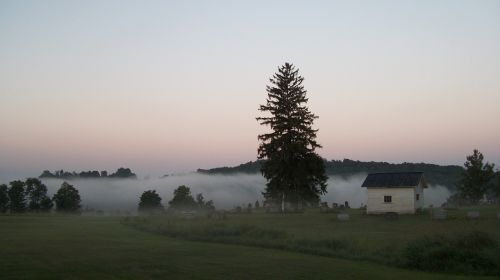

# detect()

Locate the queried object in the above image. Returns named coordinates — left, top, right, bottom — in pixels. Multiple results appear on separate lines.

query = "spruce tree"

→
left=257, top=62, right=327, bottom=211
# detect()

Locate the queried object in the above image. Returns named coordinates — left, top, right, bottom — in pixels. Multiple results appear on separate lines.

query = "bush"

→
left=403, top=231, right=500, bottom=275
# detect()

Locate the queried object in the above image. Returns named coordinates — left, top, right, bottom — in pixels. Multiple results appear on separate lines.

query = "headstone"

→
left=497, top=213, right=500, bottom=220
left=337, top=213, right=350, bottom=221
left=433, top=209, right=447, bottom=220
left=467, top=211, right=480, bottom=219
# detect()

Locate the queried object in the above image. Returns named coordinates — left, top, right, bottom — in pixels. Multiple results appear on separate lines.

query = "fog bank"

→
left=41, top=173, right=451, bottom=212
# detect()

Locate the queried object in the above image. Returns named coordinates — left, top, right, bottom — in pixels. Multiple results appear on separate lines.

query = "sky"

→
left=1, top=0, right=499, bottom=180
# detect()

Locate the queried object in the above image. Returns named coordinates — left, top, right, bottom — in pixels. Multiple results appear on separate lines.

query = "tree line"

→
left=39, top=167, right=137, bottom=179
left=197, top=159, right=464, bottom=190
left=138, top=185, right=215, bottom=214
left=0, top=179, right=81, bottom=213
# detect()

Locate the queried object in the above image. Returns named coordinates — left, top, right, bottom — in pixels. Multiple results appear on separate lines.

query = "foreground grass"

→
left=0, top=215, right=494, bottom=279
left=124, top=206, right=500, bottom=275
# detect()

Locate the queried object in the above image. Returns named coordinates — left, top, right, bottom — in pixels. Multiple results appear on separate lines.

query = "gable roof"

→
left=361, top=172, right=428, bottom=188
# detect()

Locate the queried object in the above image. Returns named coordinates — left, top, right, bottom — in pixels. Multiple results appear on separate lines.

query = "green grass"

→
left=124, top=206, right=500, bottom=275
left=0, top=214, right=496, bottom=279
left=127, top=206, right=500, bottom=250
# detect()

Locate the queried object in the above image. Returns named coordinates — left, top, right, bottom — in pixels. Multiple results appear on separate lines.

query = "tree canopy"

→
left=39, top=167, right=137, bottom=179
left=25, top=178, right=53, bottom=212
left=53, top=182, right=81, bottom=213
left=8, top=180, right=27, bottom=213
left=168, top=185, right=197, bottom=211
left=457, top=149, right=495, bottom=203
left=0, top=184, right=8, bottom=213
left=257, top=62, right=327, bottom=210
left=138, top=190, right=164, bottom=214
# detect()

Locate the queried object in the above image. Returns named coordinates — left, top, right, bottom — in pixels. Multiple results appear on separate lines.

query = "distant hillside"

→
left=197, top=159, right=463, bottom=190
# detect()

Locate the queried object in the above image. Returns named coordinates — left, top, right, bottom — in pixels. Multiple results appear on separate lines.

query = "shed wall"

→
left=366, top=187, right=415, bottom=214
left=414, top=181, right=424, bottom=209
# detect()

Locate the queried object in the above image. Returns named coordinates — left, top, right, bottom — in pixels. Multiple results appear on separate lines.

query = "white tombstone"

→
left=467, top=211, right=480, bottom=219
left=337, top=213, right=350, bottom=221
left=433, top=209, right=447, bottom=220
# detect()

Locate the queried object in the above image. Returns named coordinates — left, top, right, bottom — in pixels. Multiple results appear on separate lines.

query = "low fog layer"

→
left=41, top=174, right=451, bottom=212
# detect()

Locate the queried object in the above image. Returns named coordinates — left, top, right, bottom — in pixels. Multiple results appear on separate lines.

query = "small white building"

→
left=361, top=172, right=427, bottom=214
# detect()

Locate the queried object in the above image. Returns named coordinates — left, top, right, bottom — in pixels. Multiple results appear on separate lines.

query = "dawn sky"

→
left=1, top=0, right=499, bottom=180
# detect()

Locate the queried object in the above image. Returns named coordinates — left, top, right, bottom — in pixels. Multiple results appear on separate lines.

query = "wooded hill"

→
left=197, top=159, right=463, bottom=190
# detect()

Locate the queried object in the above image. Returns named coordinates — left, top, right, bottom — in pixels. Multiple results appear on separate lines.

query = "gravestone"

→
left=467, top=211, right=480, bottom=219
left=337, top=213, right=350, bottom=221
left=497, top=213, right=500, bottom=220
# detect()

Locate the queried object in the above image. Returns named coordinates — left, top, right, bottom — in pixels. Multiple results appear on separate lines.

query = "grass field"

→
left=0, top=214, right=497, bottom=279
left=126, top=206, right=500, bottom=250
left=124, top=206, right=500, bottom=275
left=0, top=208, right=499, bottom=279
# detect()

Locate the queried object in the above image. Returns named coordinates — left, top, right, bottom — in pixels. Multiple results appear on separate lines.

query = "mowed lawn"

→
left=0, top=215, right=497, bottom=280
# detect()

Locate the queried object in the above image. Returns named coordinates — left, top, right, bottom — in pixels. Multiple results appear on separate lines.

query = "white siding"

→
left=366, top=187, right=415, bottom=214
left=414, top=181, right=424, bottom=209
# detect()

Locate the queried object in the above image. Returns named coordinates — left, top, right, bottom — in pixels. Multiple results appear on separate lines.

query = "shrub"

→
left=403, top=231, right=500, bottom=275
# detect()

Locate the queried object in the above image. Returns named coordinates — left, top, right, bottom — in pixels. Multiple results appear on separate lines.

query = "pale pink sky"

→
left=1, top=1, right=499, bottom=179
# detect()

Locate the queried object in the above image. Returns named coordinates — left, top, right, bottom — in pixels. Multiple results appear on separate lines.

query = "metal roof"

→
left=361, top=172, right=427, bottom=188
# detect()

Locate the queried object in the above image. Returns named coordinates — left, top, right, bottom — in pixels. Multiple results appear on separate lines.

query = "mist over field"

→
left=41, top=174, right=451, bottom=212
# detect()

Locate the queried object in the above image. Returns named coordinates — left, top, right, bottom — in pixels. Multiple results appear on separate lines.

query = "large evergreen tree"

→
left=457, top=149, right=495, bottom=203
left=257, top=62, right=327, bottom=211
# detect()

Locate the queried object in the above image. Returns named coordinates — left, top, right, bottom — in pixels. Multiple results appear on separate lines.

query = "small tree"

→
left=196, top=193, right=205, bottom=208
left=53, top=182, right=81, bottom=213
left=205, top=200, right=215, bottom=211
left=457, top=149, right=495, bottom=203
left=254, top=200, right=260, bottom=209
left=8, top=180, right=26, bottom=213
left=25, top=178, right=52, bottom=212
left=168, top=185, right=196, bottom=211
left=0, top=184, right=8, bottom=213
left=138, top=190, right=164, bottom=214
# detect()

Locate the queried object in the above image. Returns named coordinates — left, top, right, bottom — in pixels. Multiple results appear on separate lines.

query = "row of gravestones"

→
left=335, top=211, right=500, bottom=221
left=433, top=210, right=500, bottom=220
